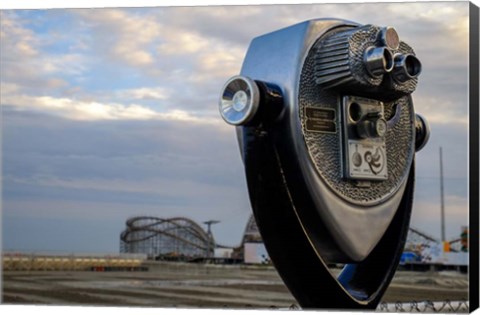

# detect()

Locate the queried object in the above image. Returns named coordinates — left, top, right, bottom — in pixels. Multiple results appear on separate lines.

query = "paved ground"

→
left=2, top=261, right=469, bottom=310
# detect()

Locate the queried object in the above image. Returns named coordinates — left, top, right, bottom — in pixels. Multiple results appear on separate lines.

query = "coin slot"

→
left=349, top=102, right=362, bottom=122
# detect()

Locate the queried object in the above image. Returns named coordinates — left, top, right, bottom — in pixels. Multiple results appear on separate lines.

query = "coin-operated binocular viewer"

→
left=219, top=19, right=430, bottom=309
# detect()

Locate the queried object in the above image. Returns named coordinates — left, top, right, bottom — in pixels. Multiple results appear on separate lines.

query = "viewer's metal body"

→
left=219, top=18, right=429, bottom=309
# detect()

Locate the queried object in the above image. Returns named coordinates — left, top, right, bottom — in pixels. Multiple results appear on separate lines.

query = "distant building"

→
left=403, top=226, right=468, bottom=270
left=242, top=214, right=263, bottom=244
left=240, top=215, right=271, bottom=264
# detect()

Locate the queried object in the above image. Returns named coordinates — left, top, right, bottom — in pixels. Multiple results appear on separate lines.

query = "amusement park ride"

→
left=219, top=18, right=430, bottom=309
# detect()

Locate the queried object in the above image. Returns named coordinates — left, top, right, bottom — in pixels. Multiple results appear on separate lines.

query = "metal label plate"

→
left=305, top=107, right=336, bottom=133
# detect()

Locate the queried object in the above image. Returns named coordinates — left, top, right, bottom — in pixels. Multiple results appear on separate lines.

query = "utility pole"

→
left=203, top=220, right=220, bottom=258
left=439, top=147, right=446, bottom=242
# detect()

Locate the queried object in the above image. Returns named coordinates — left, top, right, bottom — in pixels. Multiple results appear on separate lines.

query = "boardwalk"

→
left=2, top=261, right=469, bottom=309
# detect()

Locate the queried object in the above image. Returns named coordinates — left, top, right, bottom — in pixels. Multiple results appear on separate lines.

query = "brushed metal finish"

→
left=392, top=53, right=422, bottom=83
left=239, top=19, right=415, bottom=261
left=314, top=25, right=420, bottom=101
left=219, top=75, right=260, bottom=125
left=302, top=45, right=415, bottom=205
left=415, top=113, right=431, bottom=152
left=364, top=46, right=394, bottom=77
left=222, top=17, right=428, bottom=308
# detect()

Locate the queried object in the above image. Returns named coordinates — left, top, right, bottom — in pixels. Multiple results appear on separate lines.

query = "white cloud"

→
left=7, top=175, right=239, bottom=200
left=193, top=46, right=243, bottom=81
left=1, top=5, right=470, bottom=134
left=0, top=11, right=90, bottom=98
left=1, top=4, right=471, bottom=252
left=76, top=9, right=161, bottom=67
left=158, top=32, right=210, bottom=55
left=413, top=95, right=469, bottom=126
left=115, top=87, right=170, bottom=100
left=0, top=82, right=21, bottom=94
left=0, top=12, right=38, bottom=58
left=1, top=93, right=224, bottom=124
left=73, top=8, right=247, bottom=80
left=41, top=53, right=88, bottom=76
left=4, top=4, right=468, bottom=124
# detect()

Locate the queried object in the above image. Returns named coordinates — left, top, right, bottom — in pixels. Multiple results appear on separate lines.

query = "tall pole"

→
left=203, top=220, right=220, bottom=258
left=440, top=147, right=446, bottom=242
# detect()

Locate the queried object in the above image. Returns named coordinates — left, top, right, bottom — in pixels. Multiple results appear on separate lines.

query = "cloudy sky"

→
left=1, top=2, right=471, bottom=253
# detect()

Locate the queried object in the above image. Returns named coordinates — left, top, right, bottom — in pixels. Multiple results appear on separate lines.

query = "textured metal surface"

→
left=392, top=42, right=418, bottom=94
left=314, top=25, right=383, bottom=88
left=219, top=75, right=261, bottom=125
left=240, top=19, right=410, bottom=261
left=242, top=117, right=416, bottom=307
left=229, top=18, right=424, bottom=309
left=301, top=29, right=415, bottom=205
left=314, top=25, right=419, bottom=100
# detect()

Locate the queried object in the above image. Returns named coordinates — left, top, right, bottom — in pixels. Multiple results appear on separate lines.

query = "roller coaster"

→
left=120, top=215, right=467, bottom=267
left=120, top=216, right=215, bottom=260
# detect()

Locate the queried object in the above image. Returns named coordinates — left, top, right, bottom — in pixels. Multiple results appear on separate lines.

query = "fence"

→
left=280, top=300, right=470, bottom=312
left=377, top=300, right=470, bottom=312
left=2, top=253, right=147, bottom=271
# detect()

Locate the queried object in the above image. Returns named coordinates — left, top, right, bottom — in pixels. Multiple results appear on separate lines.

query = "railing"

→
left=277, top=301, right=470, bottom=312
left=2, top=253, right=147, bottom=271
left=377, top=300, right=470, bottom=312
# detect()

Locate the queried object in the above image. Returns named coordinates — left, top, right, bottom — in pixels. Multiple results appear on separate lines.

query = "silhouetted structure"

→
left=120, top=216, right=214, bottom=260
